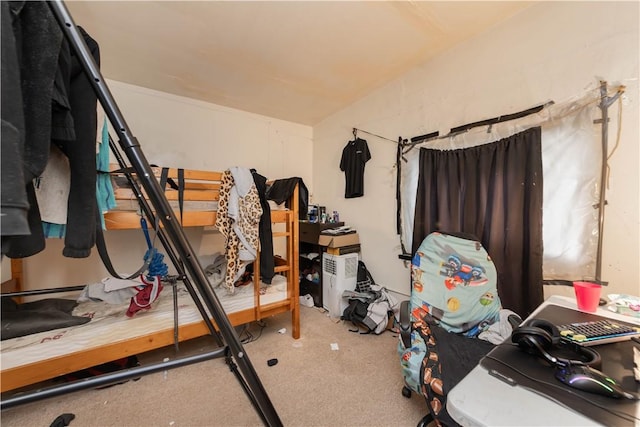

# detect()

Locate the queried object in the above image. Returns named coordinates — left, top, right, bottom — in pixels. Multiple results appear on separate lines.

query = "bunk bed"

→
left=2, top=3, right=283, bottom=421
left=0, top=165, right=301, bottom=394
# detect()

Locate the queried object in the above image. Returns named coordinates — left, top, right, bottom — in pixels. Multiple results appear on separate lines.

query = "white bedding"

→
left=0, top=275, right=288, bottom=371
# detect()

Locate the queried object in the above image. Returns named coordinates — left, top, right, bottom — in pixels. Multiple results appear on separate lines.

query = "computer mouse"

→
left=555, top=364, right=633, bottom=399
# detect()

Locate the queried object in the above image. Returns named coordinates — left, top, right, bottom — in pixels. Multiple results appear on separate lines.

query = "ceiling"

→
left=65, top=1, right=532, bottom=126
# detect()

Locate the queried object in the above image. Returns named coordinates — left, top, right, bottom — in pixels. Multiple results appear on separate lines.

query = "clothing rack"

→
left=1, top=2, right=283, bottom=426
left=352, top=127, right=399, bottom=144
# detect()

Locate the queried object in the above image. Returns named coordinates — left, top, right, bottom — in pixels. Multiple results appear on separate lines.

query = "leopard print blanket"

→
left=215, top=169, right=262, bottom=293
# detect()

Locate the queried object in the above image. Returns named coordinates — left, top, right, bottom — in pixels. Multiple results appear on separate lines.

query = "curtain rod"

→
left=406, top=101, right=554, bottom=148
left=356, top=100, right=554, bottom=154
left=449, top=102, right=552, bottom=134
left=400, top=131, right=440, bottom=157
left=409, top=131, right=440, bottom=145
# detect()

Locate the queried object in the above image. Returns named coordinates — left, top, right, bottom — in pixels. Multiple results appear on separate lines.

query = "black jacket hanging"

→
left=251, top=169, right=274, bottom=284
left=266, top=177, right=309, bottom=220
left=2, top=12, right=101, bottom=259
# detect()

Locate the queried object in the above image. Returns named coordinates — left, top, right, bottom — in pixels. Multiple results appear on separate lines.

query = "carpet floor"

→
left=1, top=304, right=428, bottom=426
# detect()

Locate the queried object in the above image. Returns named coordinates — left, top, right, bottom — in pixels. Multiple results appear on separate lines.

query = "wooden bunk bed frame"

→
left=1, top=165, right=300, bottom=393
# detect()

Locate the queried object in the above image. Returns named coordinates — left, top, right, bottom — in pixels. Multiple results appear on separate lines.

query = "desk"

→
left=447, top=295, right=640, bottom=426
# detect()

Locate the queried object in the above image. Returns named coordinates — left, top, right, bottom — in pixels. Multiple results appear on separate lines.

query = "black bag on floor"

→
left=356, top=260, right=374, bottom=293
left=341, top=299, right=372, bottom=333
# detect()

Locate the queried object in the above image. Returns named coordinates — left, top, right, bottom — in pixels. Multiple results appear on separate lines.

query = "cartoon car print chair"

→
left=398, top=231, right=521, bottom=426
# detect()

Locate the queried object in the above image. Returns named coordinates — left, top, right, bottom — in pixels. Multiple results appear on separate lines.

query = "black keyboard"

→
left=557, top=319, right=640, bottom=346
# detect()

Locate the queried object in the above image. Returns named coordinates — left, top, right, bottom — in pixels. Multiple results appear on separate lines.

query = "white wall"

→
left=313, top=1, right=639, bottom=299
left=105, top=81, right=313, bottom=180
left=6, top=2, right=638, bottom=303
left=15, top=81, right=312, bottom=291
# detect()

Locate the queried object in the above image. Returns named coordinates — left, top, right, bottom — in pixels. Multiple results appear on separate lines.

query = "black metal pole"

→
left=46, top=2, right=282, bottom=426
left=1, top=285, right=85, bottom=298
left=595, top=81, right=623, bottom=282
left=107, top=136, right=224, bottom=348
left=1, top=349, right=226, bottom=410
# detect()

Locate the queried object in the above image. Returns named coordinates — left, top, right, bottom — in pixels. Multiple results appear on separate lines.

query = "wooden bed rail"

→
left=106, top=164, right=222, bottom=229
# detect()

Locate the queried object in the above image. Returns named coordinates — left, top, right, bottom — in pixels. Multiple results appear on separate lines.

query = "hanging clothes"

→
left=340, top=137, right=371, bottom=198
left=250, top=169, right=274, bottom=284
left=1, top=3, right=101, bottom=259
left=38, top=117, right=115, bottom=239
left=215, top=168, right=263, bottom=293
left=266, top=177, right=309, bottom=220
left=1, top=1, right=63, bottom=254
left=95, top=117, right=117, bottom=229
left=52, top=26, right=101, bottom=258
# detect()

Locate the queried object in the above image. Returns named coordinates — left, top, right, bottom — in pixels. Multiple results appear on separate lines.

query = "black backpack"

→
left=341, top=261, right=384, bottom=334
left=341, top=298, right=374, bottom=334
left=341, top=290, right=391, bottom=335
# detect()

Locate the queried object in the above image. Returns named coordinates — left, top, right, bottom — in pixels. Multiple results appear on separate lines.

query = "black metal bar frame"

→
left=595, top=81, right=623, bottom=282
left=8, top=2, right=282, bottom=425
left=106, top=135, right=224, bottom=349
left=2, top=348, right=226, bottom=409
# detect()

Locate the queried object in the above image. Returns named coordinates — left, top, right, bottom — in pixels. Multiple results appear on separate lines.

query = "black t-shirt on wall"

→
left=339, top=138, right=371, bottom=198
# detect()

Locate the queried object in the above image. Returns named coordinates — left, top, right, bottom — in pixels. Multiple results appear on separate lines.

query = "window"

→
left=400, top=91, right=603, bottom=281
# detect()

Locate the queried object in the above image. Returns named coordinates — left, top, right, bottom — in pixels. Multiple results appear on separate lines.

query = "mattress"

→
left=111, top=194, right=285, bottom=212
left=109, top=177, right=286, bottom=212
left=0, top=275, right=288, bottom=371
left=112, top=196, right=218, bottom=212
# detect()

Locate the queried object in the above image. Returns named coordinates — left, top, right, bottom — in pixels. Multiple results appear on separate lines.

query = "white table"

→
left=447, top=295, right=640, bottom=426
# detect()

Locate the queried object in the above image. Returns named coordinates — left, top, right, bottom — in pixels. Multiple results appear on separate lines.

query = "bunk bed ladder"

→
left=5, top=2, right=283, bottom=426
left=252, top=183, right=299, bottom=333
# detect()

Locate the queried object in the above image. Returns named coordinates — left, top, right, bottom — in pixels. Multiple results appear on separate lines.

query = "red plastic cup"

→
left=573, top=281, right=602, bottom=312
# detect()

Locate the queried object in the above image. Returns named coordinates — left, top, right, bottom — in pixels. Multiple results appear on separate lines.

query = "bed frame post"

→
left=291, top=183, right=300, bottom=339
left=46, top=2, right=282, bottom=426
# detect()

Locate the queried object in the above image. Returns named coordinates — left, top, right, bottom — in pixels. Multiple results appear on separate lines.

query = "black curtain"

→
left=412, top=127, right=543, bottom=317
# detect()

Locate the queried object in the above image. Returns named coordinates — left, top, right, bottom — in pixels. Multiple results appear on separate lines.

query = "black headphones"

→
left=510, top=318, right=640, bottom=402
left=511, top=318, right=601, bottom=369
